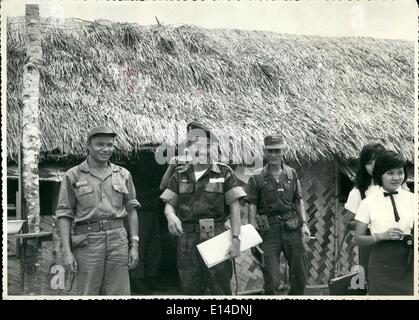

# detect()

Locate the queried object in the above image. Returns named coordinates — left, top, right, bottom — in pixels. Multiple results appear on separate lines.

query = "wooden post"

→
left=333, top=162, right=340, bottom=278
left=22, top=4, right=42, bottom=234
left=20, top=4, right=43, bottom=295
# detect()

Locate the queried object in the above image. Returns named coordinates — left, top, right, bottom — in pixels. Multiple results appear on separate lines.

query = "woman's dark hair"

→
left=372, top=151, right=408, bottom=187
left=354, top=143, right=386, bottom=199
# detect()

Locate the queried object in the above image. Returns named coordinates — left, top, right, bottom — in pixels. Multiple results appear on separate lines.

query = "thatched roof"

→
left=6, top=17, right=415, bottom=164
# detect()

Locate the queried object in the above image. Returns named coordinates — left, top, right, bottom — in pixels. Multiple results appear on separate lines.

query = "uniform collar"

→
left=380, top=186, right=403, bottom=195
left=178, top=163, right=192, bottom=174
left=79, top=159, right=119, bottom=173
left=209, top=163, right=222, bottom=173
left=262, top=165, right=270, bottom=177
left=263, top=163, right=284, bottom=177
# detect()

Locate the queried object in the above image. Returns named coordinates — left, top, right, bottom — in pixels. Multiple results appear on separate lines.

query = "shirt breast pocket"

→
left=74, top=185, right=95, bottom=209
left=283, top=181, right=294, bottom=203
left=205, top=182, right=224, bottom=193
left=179, top=183, right=194, bottom=194
left=112, top=184, right=128, bottom=208
left=262, top=183, right=277, bottom=203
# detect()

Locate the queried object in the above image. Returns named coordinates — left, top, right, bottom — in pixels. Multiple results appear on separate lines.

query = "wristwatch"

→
left=232, top=234, right=241, bottom=241
left=130, top=236, right=140, bottom=245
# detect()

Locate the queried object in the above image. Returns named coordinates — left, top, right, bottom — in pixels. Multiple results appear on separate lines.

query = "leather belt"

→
left=266, top=212, right=295, bottom=224
left=182, top=222, right=226, bottom=233
left=74, top=218, right=124, bottom=235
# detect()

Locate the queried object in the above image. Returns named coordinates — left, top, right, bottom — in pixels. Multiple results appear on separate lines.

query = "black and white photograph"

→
left=2, top=0, right=417, bottom=300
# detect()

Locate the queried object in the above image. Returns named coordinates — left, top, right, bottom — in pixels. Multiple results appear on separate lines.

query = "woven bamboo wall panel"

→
left=296, top=161, right=338, bottom=285
left=230, top=249, right=265, bottom=294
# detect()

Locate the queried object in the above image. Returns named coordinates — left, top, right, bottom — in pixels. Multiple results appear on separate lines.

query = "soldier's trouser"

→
left=177, top=231, right=233, bottom=295
left=72, top=227, right=130, bottom=295
left=131, top=210, right=161, bottom=279
left=261, top=222, right=307, bottom=295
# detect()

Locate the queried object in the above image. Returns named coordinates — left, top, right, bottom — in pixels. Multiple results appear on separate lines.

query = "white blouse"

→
left=355, top=187, right=415, bottom=235
left=345, top=185, right=380, bottom=214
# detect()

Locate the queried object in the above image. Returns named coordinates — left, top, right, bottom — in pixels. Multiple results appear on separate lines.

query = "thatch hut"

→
left=6, top=17, right=414, bottom=294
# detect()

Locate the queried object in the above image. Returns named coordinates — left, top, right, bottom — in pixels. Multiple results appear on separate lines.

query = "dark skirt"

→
left=368, top=241, right=413, bottom=295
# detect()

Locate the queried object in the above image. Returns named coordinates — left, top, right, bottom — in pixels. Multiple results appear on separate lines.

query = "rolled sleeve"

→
left=126, top=199, right=141, bottom=211
left=124, top=173, right=141, bottom=211
left=245, top=176, right=259, bottom=204
left=160, top=173, right=179, bottom=206
left=55, top=175, right=76, bottom=220
left=294, top=178, right=303, bottom=201
left=225, top=186, right=247, bottom=206
left=224, top=170, right=246, bottom=205
left=160, top=188, right=179, bottom=207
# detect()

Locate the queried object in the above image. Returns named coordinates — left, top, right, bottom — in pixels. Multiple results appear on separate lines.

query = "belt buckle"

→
left=84, top=221, right=92, bottom=232
left=98, top=220, right=108, bottom=231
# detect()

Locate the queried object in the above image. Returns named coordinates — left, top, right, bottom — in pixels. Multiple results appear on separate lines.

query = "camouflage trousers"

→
left=176, top=228, right=233, bottom=295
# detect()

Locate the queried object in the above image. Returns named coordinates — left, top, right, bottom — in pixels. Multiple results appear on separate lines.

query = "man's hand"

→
left=166, top=212, right=183, bottom=237
left=228, top=238, right=241, bottom=259
left=250, top=221, right=257, bottom=230
left=128, top=245, right=139, bottom=270
left=256, top=215, right=270, bottom=232
left=301, top=222, right=311, bottom=241
left=63, top=251, right=78, bottom=272
left=168, top=156, right=179, bottom=168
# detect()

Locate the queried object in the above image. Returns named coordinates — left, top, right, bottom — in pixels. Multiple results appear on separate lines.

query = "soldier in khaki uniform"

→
left=246, top=135, right=310, bottom=295
left=56, top=126, right=141, bottom=295
left=160, top=124, right=246, bottom=295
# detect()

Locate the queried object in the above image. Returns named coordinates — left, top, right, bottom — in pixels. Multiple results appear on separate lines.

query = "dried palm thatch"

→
left=6, top=17, right=415, bottom=164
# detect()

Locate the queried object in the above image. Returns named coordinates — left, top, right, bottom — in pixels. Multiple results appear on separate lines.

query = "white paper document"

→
left=196, top=224, right=263, bottom=268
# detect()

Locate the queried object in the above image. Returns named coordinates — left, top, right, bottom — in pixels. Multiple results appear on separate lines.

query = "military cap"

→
left=88, top=125, right=117, bottom=140
left=186, top=121, right=218, bottom=143
left=187, top=121, right=210, bottom=132
left=264, top=135, right=286, bottom=149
